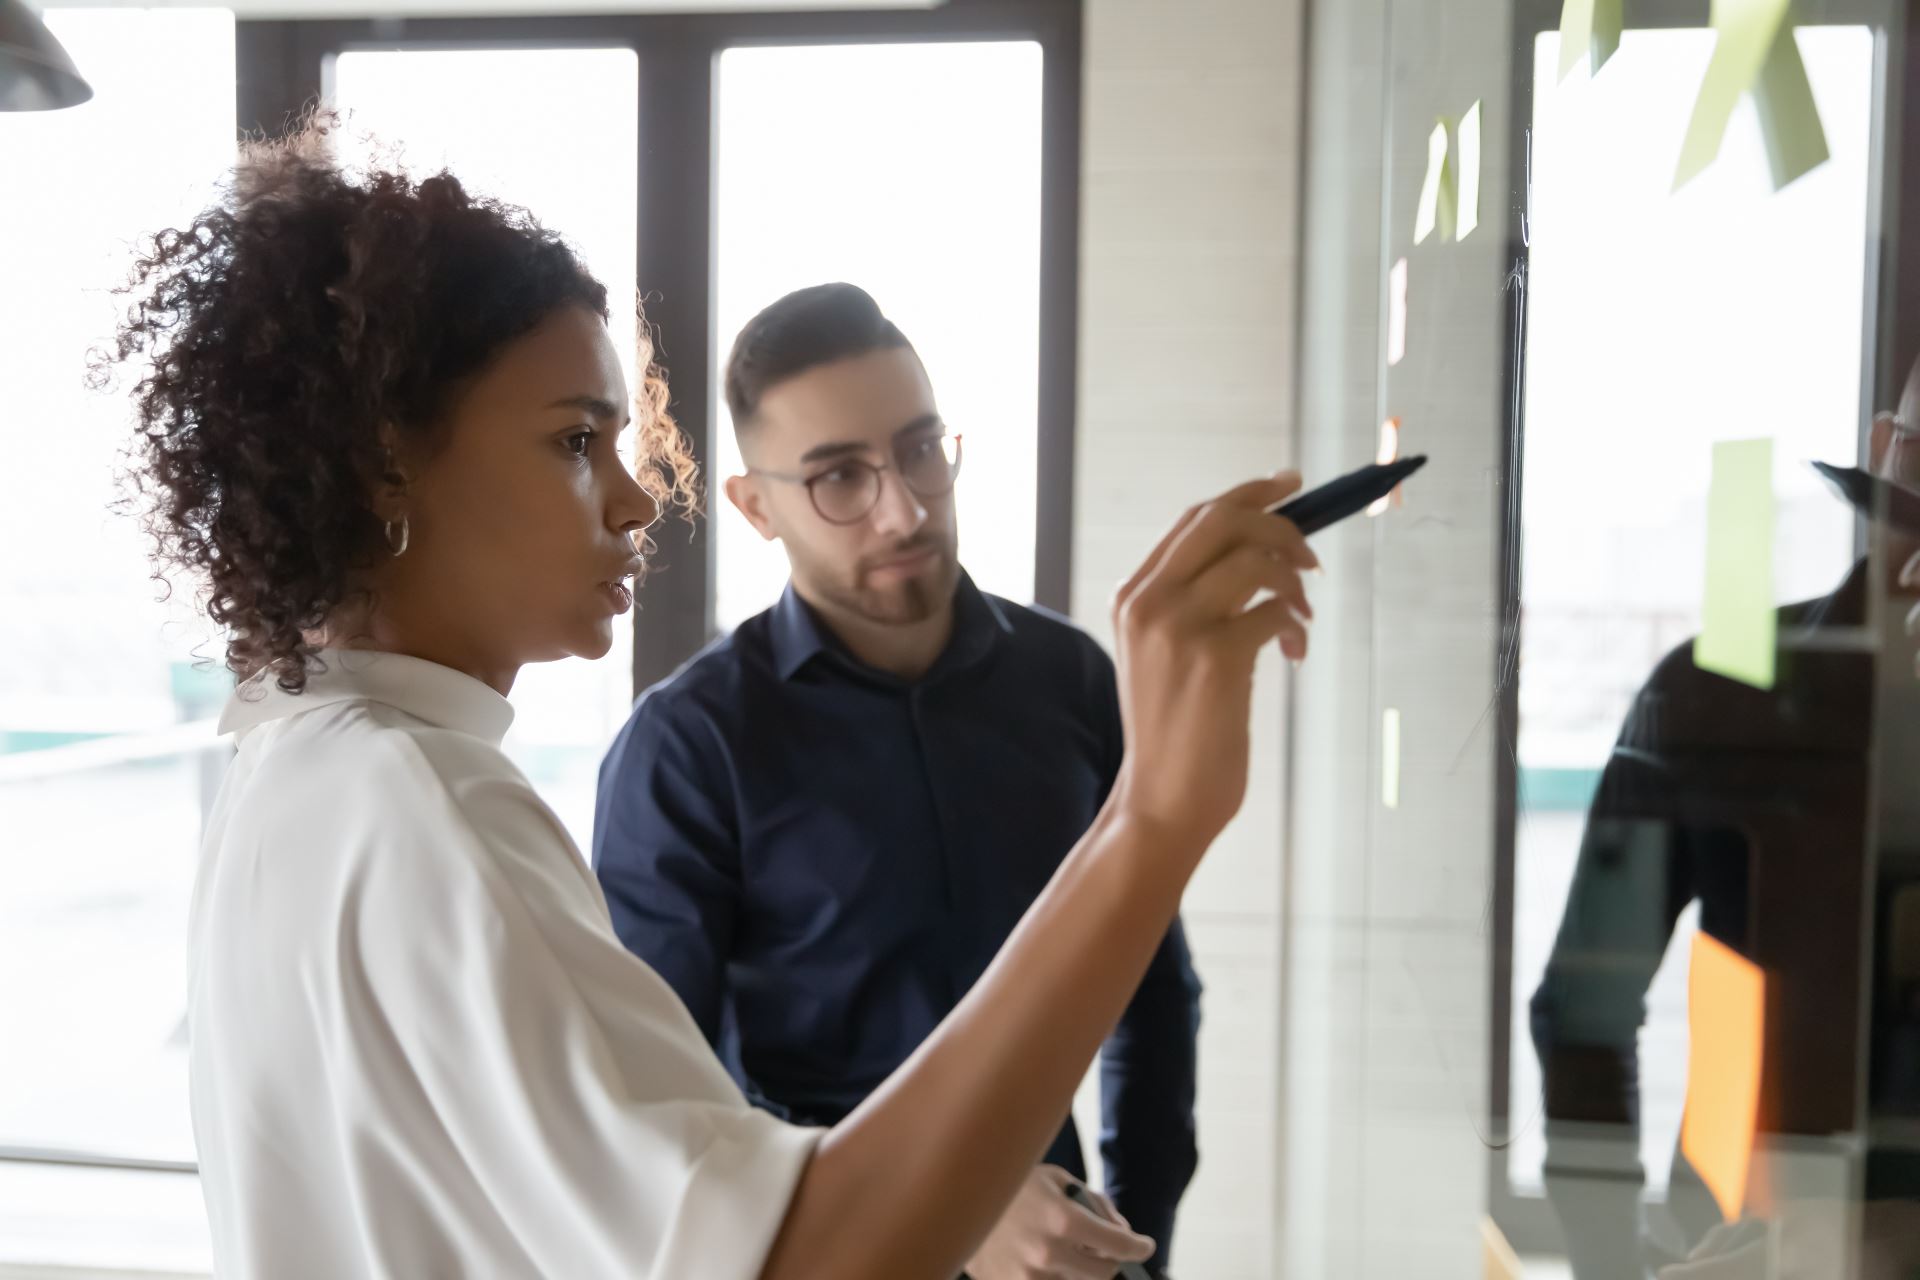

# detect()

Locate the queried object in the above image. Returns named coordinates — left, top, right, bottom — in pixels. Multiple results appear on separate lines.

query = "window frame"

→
left=237, top=0, right=1083, bottom=697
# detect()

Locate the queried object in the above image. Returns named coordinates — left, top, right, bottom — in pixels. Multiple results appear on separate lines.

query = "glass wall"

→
left=1288, top=1, right=1910, bottom=1276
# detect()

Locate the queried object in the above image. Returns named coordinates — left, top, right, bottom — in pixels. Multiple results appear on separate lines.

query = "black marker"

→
left=1061, top=1183, right=1154, bottom=1280
left=1810, top=460, right=1920, bottom=536
left=1271, top=454, right=1428, bottom=535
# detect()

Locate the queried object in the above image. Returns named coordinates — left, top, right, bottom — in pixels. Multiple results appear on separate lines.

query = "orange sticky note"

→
left=1681, top=932, right=1766, bottom=1222
left=1481, top=1216, right=1524, bottom=1280
left=1369, top=418, right=1402, bottom=516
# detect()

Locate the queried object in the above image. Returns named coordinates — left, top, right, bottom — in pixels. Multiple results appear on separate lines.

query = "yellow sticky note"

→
left=1680, top=932, right=1766, bottom=1222
left=1387, top=257, right=1409, bottom=365
left=1457, top=101, right=1482, bottom=240
left=1695, top=437, right=1776, bottom=689
left=1414, top=119, right=1455, bottom=246
left=1381, top=707, right=1401, bottom=809
left=1752, top=13, right=1830, bottom=189
left=1675, top=0, right=1829, bottom=192
left=1558, top=0, right=1623, bottom=81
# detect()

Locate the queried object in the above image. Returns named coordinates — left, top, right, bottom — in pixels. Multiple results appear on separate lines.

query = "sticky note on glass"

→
left=1674, top=0, right=1829, bottom=192
left=1695, top=437, right=1776, bottom=689
left=1558, top=0, right=1623, bottom=80
left=1369, top=418, right=1401, bottom=516
left=1681, top=932, right=1766, bottom=1222
left=1388, top=258, right=1409, bottom=366
left=1381, top=707, right=1401, bottom=809
left=1456, top=101, right=1482, bottom=240
left=1414, top=119, right=1455, bottom=245
left=1481, top=1216, right=1525, bottom=1280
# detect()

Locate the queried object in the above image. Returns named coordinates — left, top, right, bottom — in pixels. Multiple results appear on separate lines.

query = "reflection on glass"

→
left=712, top=41, right=1043, bottom=631
left=1511, top=24, right=1875, bottom=1218
left=1529, top=386, right=1920, bottom=1278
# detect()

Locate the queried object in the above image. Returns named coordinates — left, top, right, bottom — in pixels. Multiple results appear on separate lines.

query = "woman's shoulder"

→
left=254, top=693, right=528, bottom=802
left=205, top=694, right=600, bottom=970
left=220, top=695, right=560, bottom=886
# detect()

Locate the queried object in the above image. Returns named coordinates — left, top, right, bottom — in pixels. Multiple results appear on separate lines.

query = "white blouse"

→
left=189, top=650, right=819, bottom=1279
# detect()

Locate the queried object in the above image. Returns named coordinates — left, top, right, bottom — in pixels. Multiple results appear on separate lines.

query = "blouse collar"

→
left=218, top=649, right=515, bottom=746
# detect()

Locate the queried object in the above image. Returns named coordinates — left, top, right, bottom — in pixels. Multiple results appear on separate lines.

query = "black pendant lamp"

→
left=0, top=0, right=92, bottom=112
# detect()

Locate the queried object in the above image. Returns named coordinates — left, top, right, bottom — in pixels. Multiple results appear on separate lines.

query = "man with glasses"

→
left=593, top=284, right=1199, bottom=1279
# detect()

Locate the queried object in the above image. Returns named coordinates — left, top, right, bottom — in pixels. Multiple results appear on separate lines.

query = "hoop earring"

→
left=384, top=515, right=410, bottom=558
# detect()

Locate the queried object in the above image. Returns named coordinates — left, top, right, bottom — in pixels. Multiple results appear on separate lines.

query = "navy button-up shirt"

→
left=593, top=573, right=1201, bottom=1267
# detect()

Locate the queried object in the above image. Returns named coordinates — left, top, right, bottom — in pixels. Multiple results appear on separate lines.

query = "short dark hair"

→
left=722, top=282, right=913, bottom=429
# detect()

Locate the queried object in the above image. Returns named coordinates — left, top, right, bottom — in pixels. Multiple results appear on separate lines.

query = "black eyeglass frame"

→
left=749, top=432, right=965, bottom=526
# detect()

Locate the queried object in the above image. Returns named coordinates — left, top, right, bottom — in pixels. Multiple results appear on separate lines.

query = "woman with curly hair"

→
left=109, top=118, right=1318, bottom=1280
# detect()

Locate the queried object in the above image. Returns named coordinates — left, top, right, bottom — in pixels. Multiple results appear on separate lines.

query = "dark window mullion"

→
left=1034, top=4, right=1082, bottom=615
left=235, top=20, right=322, bottom=140
left=631, top=37, right=717, bottom=697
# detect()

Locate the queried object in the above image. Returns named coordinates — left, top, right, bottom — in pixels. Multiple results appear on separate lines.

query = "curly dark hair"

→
left=98, top=116, right=697, bottom=694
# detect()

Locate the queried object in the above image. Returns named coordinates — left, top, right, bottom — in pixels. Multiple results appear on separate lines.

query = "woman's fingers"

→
left=1226, top=594, right=1310, bottom=662
left=1149, top=482, right=1316, bottom=592
left=1117, top=473, right=1309, bottom=605
left=1186, top=541, right=1315, bottom=623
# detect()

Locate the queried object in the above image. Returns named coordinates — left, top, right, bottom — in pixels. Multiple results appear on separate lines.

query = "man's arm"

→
left=1099, top=917, right=1202, bottom=1272
left=592, top=692, right=742, bottom=1048
left=1530, top=805, right=1697, bottom=1280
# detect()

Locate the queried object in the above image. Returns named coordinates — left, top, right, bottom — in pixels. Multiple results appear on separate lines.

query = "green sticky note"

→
left=1695, top=438, right=1776, bottom=690
left=1752, top=17, right=1830, bottom=189
left=1675, top=0, right=1829, bottom=192
left=1414, top=119, right=1455, bottom=245
left=1558, top=0, right=1623, bottom=80
left=1457, top=100, right=1483, bottom=239
left=1675, top=0, right=1788, bottom=190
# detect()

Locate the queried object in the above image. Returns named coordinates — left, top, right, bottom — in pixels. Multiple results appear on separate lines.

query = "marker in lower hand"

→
left=1272, top=455, right=1428, bottom=535
left=1062, top=1182, right=1155, bottom=1280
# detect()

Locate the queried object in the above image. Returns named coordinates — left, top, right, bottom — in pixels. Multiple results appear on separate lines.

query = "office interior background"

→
left=1, top=0, right=1913, bottom=1275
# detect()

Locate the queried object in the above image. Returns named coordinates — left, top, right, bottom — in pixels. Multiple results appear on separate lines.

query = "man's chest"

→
left=724, top=684, right=1110, bottom=940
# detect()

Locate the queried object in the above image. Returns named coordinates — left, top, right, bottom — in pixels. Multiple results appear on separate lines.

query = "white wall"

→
left=1283, top=0, right=1516, bottom=1275
left=1069, top=1, right=1305, bottom=1275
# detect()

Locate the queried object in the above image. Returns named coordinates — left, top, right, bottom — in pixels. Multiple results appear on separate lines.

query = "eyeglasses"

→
left=751, top=433, right=964, bottom=526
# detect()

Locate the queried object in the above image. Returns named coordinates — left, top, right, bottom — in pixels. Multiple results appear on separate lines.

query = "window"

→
left=0, top=9, right=238, bottom=1270
left=711, top=40, right=1045, bottom=630
left=0, top=8, right=236, bottom=1175
left=328, top=45, right=641, bottom=846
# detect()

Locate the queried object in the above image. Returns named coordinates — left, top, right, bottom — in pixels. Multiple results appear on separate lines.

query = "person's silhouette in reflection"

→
left=1530, top=363, right=1920, bottom=1280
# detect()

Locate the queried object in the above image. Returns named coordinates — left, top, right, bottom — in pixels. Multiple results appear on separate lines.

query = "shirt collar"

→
left=941, top=572, right=1014, bottom=674
left=769, top=584, right=834, bottom=682
left=769, top=570, right=1013, bottom=684
left=217, top=648, right=516, bottom=746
